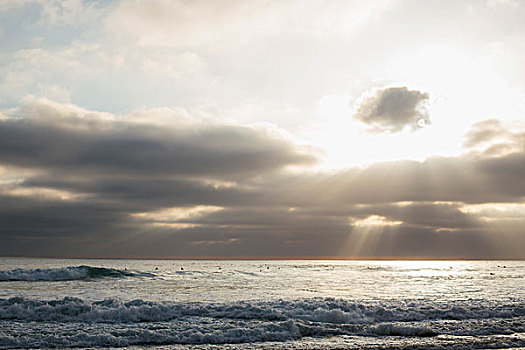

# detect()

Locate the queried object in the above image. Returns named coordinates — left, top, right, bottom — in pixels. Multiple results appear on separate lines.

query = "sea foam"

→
left=1, top=296, right=523, bottom=324
left=0, top=297, right=523, bottom=348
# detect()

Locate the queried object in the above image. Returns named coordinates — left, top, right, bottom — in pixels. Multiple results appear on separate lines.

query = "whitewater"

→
left=0, top=258, right=523, bottom=349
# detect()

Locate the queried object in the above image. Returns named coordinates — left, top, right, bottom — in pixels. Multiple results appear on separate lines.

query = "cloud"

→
left=0, top=99, right=316, bottom=178
left=105, top=0, right=390, bottom=48
left=463, top=118, right=525, bottom=157
left=0, top=99, right=318, bottom=257
left=0, top=102, right=524, bottom=259
left=0, top=0, right=34, bottom=13
left=0, top=0, right=101, bottom=26
left=352, top=86, right=430, bottom=133
left=1, top=0, right=525, bottom=260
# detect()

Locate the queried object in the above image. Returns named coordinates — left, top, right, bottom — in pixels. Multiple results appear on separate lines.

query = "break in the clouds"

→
left=1, top=0, right=525, bottom=259
left=352, top=86, right=431, bottom=133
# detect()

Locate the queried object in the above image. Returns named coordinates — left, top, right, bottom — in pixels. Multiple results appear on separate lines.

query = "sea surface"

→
left=0, top=258, right=523, bottom=349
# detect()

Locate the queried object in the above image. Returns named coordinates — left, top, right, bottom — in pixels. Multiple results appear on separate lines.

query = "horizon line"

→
left=2, top=256, right=523, bottom=261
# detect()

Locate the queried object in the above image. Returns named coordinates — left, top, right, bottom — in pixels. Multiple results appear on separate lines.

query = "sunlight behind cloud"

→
left=387, top=44, right=523, bottom=142
left=340, top=215, right=403, bottom=258
left=304, top=40, right=524, bottom=169
left=306, top=91, right=441, bottom=169
left=1, top=0, right=524, bottom=261
left=460, top=203, right=525, bottom=222
left=131, top=205, right=223, bottom=229
left=351, top=215, right=403, bottom=227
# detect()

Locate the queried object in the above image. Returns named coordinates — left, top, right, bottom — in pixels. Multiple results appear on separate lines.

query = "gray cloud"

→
left=352, top=86, right=430, bottom=133
left=256, top=153, right=525, bottom=208
left=0, top=102, right=524, bottom=259
left=463, top=119, right=507, bottom=148
left=0, top=99, right=316, bottom=178
left=1, top=0, right=525, bottom=261
left=463, top=119, right=525, bottom=157
left=115, top=203, right=508, bottom=259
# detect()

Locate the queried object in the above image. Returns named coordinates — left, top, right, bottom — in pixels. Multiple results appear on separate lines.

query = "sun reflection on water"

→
left=375, top=260, right=468, bottom=277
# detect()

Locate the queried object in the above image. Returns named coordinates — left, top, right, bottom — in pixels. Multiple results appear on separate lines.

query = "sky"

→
left=0, top=0, right=524, bottom=259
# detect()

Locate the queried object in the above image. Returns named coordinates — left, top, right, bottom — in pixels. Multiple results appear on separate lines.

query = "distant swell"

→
left=0, top=266, right=153, bottom=281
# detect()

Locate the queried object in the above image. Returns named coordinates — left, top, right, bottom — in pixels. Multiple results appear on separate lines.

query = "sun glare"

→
left=380, top=260, right=464, bottom=277
left=307, top=43, right=523, bottom=170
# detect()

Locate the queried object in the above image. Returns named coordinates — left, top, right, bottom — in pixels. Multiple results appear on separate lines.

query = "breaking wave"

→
left=0, top=297, right=523, bottom=348
left=1, top=296, right=523, bottom=324
left=0, top=266, right=154, bottom=281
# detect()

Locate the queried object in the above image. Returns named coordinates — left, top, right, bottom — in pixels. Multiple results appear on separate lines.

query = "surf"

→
left=0, top=265, right=153, bottom=281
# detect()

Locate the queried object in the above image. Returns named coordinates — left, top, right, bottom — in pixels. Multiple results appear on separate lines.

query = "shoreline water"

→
left=1, top=259, right=523, bottom=349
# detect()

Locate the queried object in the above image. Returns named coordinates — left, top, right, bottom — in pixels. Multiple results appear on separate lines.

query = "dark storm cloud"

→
left=252, top=155, right=524, bottom=209
left=478, top=153, right=525, bottom=195
left=21, top=176, right=251, bottom=211
left=0, top=100, right=524, bottom=259
left=0, top=99, right=316, bottom=257
left=125, top=201, right=513, bottom=259
left=346, top=225, right=499, bottom=259
left=353, top=86, right=430, bottom=133
left=123, top=204, right=502, bottom=259
left=0, top=193, right=136, bottom=257
left=351, top=202, right=479, bottom=230
left=0, top=99, right=315, bottom=178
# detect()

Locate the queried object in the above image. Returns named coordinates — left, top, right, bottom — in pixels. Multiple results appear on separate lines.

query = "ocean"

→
left=0, top=258, right=523, bottom=349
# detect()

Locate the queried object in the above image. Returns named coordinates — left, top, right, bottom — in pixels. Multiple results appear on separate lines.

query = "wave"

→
left=0, top=297, right=523, bottom=348
left=1, top=296, right=523, bottom=324
left=0, top=266, right=154, bottom=281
